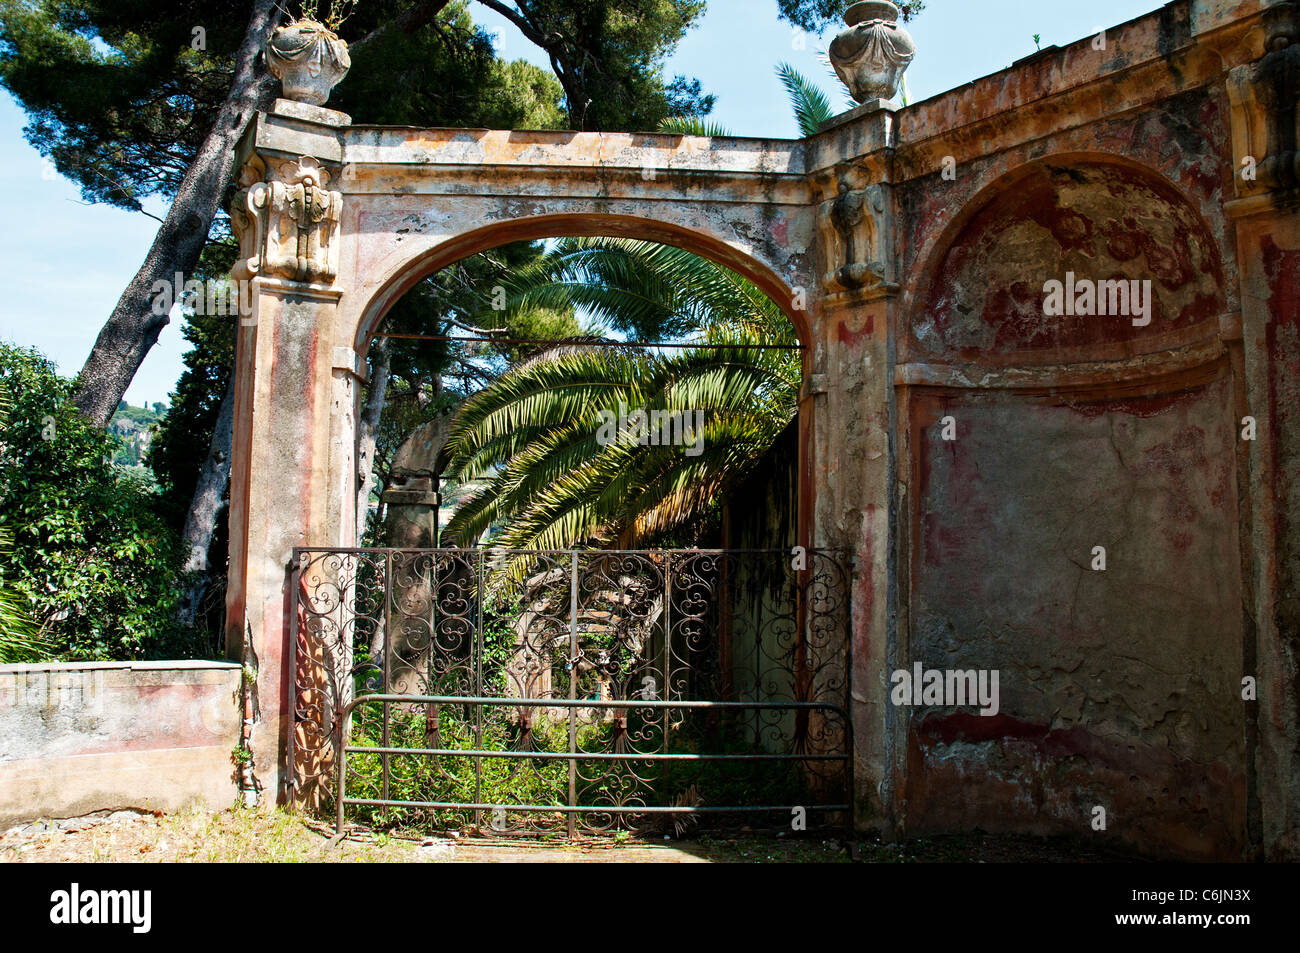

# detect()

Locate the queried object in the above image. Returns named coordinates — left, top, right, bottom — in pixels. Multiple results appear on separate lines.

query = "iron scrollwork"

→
left=290, top=547, right=852, bottom=838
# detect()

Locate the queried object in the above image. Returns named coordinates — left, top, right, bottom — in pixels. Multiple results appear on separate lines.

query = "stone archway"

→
left=351, top=220, right=821, bottom=719
left=351, top=213, right=818, bottom=354
left=220, top=1, right=1300, bottom=858
left=224, top=106, right=859, bottom=802
left=346, top=213, right=823, bottom=559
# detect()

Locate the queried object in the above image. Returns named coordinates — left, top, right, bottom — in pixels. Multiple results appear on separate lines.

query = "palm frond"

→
left=472, top=237, right=795, bottom=348
left=443, top=335, right=797, bottom=561
left=657, top=116, right=733, bottom=137
left=776, top=62, right=836, bottom=137
left=439, top=230, right=802, bottom=574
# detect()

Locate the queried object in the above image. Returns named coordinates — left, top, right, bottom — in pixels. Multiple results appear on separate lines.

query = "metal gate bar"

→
left=291, top=547, right=853, bottom=839
left=337, top=695, right=852, bottom=834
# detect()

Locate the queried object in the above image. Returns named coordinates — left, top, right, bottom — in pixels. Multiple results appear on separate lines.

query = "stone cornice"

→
left=340, top=127, right=806, bottom=174
left=893, top=336, right=1230, bottom=393
left=337, top=163, right=813, bottom=207
left=808, top=0, right=1268, bottom=182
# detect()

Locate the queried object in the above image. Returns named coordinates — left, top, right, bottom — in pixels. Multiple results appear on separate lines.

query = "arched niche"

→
left=908, top=157, right=1227, bottom=367
left=895, top=156, right=1245, bottom=859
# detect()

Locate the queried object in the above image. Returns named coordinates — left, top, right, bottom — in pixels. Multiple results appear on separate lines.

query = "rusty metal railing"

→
left=290, top=548, right=852, bottom=838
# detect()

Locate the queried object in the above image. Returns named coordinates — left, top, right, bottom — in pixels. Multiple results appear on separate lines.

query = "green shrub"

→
left=339, top=700, right=818, bottom=833
left=0, top=343, right=203, bottom=660
left=0, top=392, right=42, bottom=660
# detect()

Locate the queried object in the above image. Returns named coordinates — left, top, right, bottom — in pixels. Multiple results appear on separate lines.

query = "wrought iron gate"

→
left=290, top=548, right=852, bottom=838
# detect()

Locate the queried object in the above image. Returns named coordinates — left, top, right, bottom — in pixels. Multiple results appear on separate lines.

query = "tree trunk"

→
left=356, top=340, right=392, bottom=543
left=368, top=411, right=455, bottom=678
left=72, top=0, right=282, bottom=427
left=176, top=372, right=237, bottom=626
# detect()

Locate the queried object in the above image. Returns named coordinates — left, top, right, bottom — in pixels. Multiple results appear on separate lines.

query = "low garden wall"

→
left=0, top=661, right=242, bottom=827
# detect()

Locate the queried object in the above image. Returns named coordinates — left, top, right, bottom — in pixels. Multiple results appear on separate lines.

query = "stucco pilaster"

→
left=226, top=100, right=351, bottom=801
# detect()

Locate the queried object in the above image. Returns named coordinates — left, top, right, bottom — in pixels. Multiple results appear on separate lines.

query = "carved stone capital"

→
left=232, top=155, right=343, bottom=285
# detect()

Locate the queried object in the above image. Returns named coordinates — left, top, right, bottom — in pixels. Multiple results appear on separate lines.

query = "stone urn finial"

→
left=266, top=19, right=351, bottom=106
left=829, top=1, right=916, bottom=104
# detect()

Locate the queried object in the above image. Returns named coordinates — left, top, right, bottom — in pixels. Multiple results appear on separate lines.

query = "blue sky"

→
left=0, top=0, right=1167, bottom=406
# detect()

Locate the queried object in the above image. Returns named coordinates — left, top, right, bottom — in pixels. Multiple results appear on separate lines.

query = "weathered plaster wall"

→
left=1233, top=210, right=1300, bottom=857
left=912, top=161, right=1225, bottom=362
left=906, top=381, right=1245, bottom=859
left=1259, top=229, right=1300, bottom=855
left=897, top=87, right=1237, bottom=327
left=892, top=147, right=1245, bottom=856
left=227, top=281, right=345, bottom=791
left=0, top=662, right=242, bottom=827
left=875, top=0, right=1273, bottom=859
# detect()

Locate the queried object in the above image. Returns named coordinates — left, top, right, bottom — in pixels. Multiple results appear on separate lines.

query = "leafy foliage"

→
left=343, top=700, right=812, bottom=832
left=108, top=401, right=162, bottom=470
left=0, top=344, right=196, bottom=660
left=329, top=3, right=569, bottom=130
left=442, top=239, right=800, bottom=574
left=776, top=62, right=835, bottom=137
left=0, top=0, right=263, bottom=211
left=477, top=237, right=784, bottom=343
left=295, top=0, right=361, bottom=31
left=0, top=518, right=43, bottom=662
left=0, top=0, right=712, bottom=213
left=656, top=115, right=732, bottom=137
left=477, top=0, right=714, bottom=130
left=0, top=388, right=44, bottom=662
left=661, top=63, right=837, bottom=140
left=358, top=239, right=586, bottom=545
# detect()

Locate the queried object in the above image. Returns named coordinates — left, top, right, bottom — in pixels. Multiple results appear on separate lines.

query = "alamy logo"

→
left=595, top=401, right=705, bottom=457
left=49, top=883, right=151, bottom=933
left=890, top=662, right=1000, bottom=716
left=149, top=272, right=253, bottom=321
left=1, top=671, right=104, bottom=713
left=1042, top=272, right=1153, bottom=327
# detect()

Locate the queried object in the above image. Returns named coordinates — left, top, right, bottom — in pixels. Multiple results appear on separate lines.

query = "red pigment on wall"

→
left=1262, top=236, right=1300, bottom=560
left=1062, top=388, right=1200, bottom=419
left=837, top=315, right=874, bottom=347
left=917, top=163, right=1224, bottom=359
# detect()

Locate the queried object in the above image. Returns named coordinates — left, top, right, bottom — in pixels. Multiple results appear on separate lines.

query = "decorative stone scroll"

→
left=231, top=156, right=343, bottom=285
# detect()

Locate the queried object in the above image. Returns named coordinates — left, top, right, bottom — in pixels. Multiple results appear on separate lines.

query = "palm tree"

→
left=442, top=239, right=798, bottom=570
left=663, top=64, right=838, bottom=139
left=444, top=342, right=797, bottom=571
left=775, top=62, right=836, bottom=136
left=438, top=65, right=838, bottom=567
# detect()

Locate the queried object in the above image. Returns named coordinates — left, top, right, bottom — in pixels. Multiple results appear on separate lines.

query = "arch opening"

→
left=353, top=213, right=814, bottom=360
left=352, top=222, right=812, bottom=562
left=300, top=221, right=845, bottom=839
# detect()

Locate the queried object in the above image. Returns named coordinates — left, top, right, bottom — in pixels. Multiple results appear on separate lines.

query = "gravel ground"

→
left=0, top=806, right=1149, bottom=863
